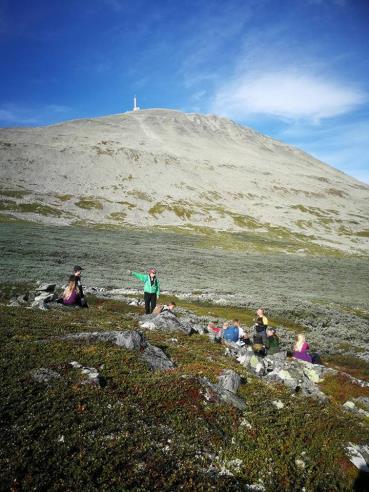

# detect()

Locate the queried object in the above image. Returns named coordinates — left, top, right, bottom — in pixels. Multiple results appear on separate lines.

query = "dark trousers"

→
left=144, top=292, right=157, bottom=314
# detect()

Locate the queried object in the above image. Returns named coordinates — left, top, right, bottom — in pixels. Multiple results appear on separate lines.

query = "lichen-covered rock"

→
left=141, top=343, right=175, bottom=371
left=217, top=369, right=241, bottom=394
left=114, top=330, right=145, bottom=350
left=36, top=283, right=56, bottom=292
left=32, top=368, right=61, bottom=383
left=346, top=443, right=369, bottom=472
left=302, top=364, right=325, bottom=383
left=201, top=377, right=246, bottom=411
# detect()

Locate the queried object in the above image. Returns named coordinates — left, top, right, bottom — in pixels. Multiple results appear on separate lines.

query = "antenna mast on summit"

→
left=133, top=96, right=140, bottom=111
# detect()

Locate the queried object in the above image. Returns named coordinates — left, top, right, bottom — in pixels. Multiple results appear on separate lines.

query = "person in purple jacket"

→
left=61, top=275, right=81, bottom=306
left=293, top=334, right=312, bottom=363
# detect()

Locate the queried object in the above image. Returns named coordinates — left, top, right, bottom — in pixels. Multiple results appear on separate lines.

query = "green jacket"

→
left=131, top=272, right=160, bottom=296
left=265, top=335, right=280, bottom=355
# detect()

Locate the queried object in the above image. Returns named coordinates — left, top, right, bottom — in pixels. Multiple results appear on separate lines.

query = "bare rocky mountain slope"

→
left=0, top=109, right=368, bottom=254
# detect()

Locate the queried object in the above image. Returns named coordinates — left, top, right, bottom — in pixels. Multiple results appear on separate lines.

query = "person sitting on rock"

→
left=293, top=334, right=312, bottom=363
left=73, top=265, right=88, bottom=308
left=128, top=268, right=160, bottom=314
left=61, top=275, right=81, bottom=306
left=265, top=327, right=280, bottom=355
left=255, top=308, right=268, bottom=332
left=153, top=301, right=177, bottom=316
left=160, top=301, right=176, bottom=314
left=207, top=321, right=222, bottom=335
left=252, top=333, right=266, bottom=356
left=223, top=319, right=246, bottom=343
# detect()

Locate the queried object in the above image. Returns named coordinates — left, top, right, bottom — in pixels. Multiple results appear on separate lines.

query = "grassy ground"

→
left=1, top=292, right=369, bottom=491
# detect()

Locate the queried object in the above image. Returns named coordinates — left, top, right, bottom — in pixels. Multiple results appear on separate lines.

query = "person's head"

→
left=256, top=308, right=264, bottom=318
left=294, top=334, right=306, bottom=351
left=232, top=319, right=241, bottom=327
left=266, top=328, right=275, bottom=337
left=167, top=301, right=176, bottom=310
left=223, top=321, right=229, bottom=329
left=73, top=265, right=83, bottom=277
left=148, top=267, right=157, bottom=278
left=64, top=275, right=76, bottom=297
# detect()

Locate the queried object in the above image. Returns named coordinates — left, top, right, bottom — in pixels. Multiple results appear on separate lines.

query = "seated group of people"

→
left=57, top=265, right=88, bottom=308
left=208, top=308, right=319, bottom=364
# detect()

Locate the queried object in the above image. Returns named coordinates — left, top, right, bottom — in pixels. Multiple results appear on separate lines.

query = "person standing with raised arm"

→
left=128, top=267, right=160, bottom=314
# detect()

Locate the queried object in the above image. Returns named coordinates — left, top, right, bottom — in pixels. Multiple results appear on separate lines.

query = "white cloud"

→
left=211, top=70, right=367, bottom=122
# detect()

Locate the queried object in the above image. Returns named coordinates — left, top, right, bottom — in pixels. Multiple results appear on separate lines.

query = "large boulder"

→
left=201, top=377, right=246, bottom=411
left=57, top=330, right=174, bottom=372
left=115, top=331, right=145, bottom=350
left=141, top=344, right=175, bottom=371
left=139, top=311, right=195, bottom=335
left=217, top=369, right=242, bottom=394
left=302, top=363, right=326, bottom=383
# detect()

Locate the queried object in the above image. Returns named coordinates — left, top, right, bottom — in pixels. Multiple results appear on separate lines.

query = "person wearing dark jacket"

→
left=265, top=328, right=280, bottom=355
left=73, top=265, right=88, bottom=307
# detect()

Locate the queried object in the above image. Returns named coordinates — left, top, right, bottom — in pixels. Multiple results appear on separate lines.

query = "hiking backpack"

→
left=223, top=326, right=239, bottom=342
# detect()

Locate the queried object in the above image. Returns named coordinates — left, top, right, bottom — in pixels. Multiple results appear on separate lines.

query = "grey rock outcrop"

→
left=141, top=344, right=175, bottom=371
left=201, top=378, right=246, bottom=411
left=139, top=311, right=198, bottom=335
left=57, top=330, right=174, bottom=372
left=31, top=368, right=61, bottom=384
left=217, top=369, right=242, bottom=394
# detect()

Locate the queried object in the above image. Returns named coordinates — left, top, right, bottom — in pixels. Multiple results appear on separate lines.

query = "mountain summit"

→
left=0, top=109, right=368, bottom=254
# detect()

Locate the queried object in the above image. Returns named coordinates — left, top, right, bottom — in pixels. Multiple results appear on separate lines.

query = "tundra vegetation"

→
left=1, top=288, right=369, bottom=491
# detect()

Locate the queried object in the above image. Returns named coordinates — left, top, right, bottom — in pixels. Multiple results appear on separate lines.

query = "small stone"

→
left=343, top=401, right=356, bottom=410
left=36, top=283, right=56, bottom=292
left=32, top=368, right=61, bottom=383
left=70, top=361, right=82, bottom=369
left=239, top=418, right=252, bottom=429
left=140, top=321, right=156, bottom=330
left=295, top=459, right=306, bottom=469
left=272, top=400, right=284, bottom=410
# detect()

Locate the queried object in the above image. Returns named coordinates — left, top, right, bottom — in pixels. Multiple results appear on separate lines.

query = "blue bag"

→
left=223, top=325, right=239, bottom=342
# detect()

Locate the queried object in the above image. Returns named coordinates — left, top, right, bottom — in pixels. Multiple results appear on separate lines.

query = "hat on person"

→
left=73, top=265, right=84, bottom=272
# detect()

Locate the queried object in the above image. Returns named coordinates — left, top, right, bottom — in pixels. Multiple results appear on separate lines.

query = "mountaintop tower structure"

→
left=133, top=96, right=140, bottom=111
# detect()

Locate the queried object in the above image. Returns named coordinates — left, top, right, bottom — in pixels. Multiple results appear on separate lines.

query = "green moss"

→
left=149, top=202, right=193, bottom=219
left=110, top=212, right=127, bottom=221
left=116, top=201, right=136, bottom=209
left=55, top=194, right=73, bottom=202
left=127, top=190, right=152, bottom=201
left=0, top=200, right=65, bottom=217
left=75, top=198, right=103, bottom=210
left=0, top=213, right=30, bottom=224
left=0, top=189, right=31, bottom=199
left=228, top=212, right=261, bottom=229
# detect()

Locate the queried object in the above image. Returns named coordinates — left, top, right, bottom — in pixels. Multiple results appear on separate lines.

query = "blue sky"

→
left=1, top=0, right=369, bottom=183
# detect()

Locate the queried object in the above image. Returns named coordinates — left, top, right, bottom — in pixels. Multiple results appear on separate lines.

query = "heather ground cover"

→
left=1, top=292, right=369, bottom=491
